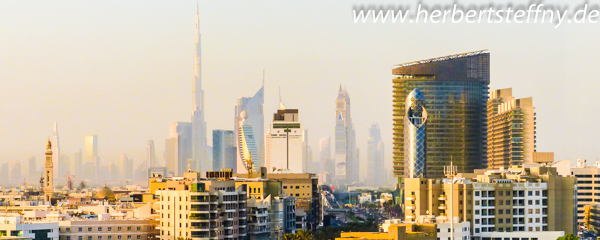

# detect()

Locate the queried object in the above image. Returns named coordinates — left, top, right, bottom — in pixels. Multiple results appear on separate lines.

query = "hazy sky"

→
left=1, top=0, right=599, bottom=178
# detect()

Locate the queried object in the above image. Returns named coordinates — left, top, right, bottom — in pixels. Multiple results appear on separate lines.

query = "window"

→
left=127, top=227, right=132, bottom=231
left=137, top=227, right=141, bottom=231
left=98, top=227, right=102, bottom=231
left=128, top=236, right=132, bottom=240
left=79, top=228, right=83, bottom=232
left=108, top=227, right=112, bottom=231
left=88, top=237, right=92, bottom=240
left=137, top=236, right=141, bottom=240
left=78, top=237, right=83, bottom=240
left=499, top=209, right=503, bottom=214
left=66, top=228, right=70, bottom=232
left=108, top=237, right=112, bottom=240
left=536, top=209, right=540, bottom=214
left=99, top=237, right=102, bottom=240
left=118, top=237, right=122, bottom=240
left=88, top=228, right=92, bottom=232
left=528, top=191, right=532, bottom=196
left=118, top=227, right=122, bottom=231
left=66, top=237, right=70, bottom=240
left=506, top=191, right=511, bottom=196
left=475, top=191, right=480, bottom=196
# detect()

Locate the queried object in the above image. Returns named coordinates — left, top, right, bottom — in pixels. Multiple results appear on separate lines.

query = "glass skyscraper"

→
left=405, top=88, right=427, bottom=178
left=234, top=85, right=264, bottom=174
left=213, top=130, right=236, bottom=172
left=392, top=50, right=490, bottom=180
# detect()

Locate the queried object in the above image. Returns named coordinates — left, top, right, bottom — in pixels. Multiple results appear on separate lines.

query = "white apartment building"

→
left=0, top=215, right=59, bottom=240
left=156, top=180, right=247, bottom=240
left=554, top=158, right=600, bottom=225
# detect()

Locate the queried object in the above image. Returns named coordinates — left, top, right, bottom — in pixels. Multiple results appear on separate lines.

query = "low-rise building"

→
left=0, top=215, right=58, bottom=240
left=336, top=224, right=436, bottom=240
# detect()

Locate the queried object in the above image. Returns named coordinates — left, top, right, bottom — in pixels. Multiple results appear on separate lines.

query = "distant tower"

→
left=147, top=140, right=156, bottom=169
left=52, top=123, right=60, bottom=177
left=191, top=2, right=209, bottom=173
left=335, top=85, right=358, bottom=184
left=44, top=140, right=54, bottom=203
left=235, top=84, right=264, bottom=174
left=405, top=89, right=427, bottom=178
left=367, top=123, right=385, bottom=185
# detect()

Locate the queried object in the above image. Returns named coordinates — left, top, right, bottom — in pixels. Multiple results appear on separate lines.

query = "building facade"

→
left=213, top=130, right=236, bottom=172
left=487, top=88, right=536, bottom=169
left=393, top=50, right=490, bottom=180
left=235, top=85, right=265, bottom=174
left=265, top=109, right=303, bottom=173
left=164, top=122, right=192, bottom=177
left=335, top=85, right=358, bottom=184
left=404, top=166, right=576, bottom=239
left=404, top=89, right=427, bottom=178
left=367, top=123, right=384, bottom=186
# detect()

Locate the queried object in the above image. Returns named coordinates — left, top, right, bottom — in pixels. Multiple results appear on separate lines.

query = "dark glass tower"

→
left=392, top=50, right=490, bottom=180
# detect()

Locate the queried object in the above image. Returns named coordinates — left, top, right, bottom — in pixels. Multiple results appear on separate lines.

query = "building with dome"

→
left=94, top=185, right=116, bottom=202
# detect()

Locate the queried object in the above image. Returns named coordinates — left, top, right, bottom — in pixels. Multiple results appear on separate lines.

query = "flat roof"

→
left=395, top=49, right=488, bottom=68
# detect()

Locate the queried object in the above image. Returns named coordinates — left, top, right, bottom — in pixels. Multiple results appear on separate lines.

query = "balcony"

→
left=438, top=195, right=447, bottom=201
left=406, top=195, right=415, bottom=201
left=438, top=204, right=447, bottom=210
left=406, top=206, right=414, bottom=210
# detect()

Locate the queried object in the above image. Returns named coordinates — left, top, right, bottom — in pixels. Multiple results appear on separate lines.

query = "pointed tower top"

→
left=46, top=139, right=52, bottom=150
left=339, top=84, right=342, bottom=92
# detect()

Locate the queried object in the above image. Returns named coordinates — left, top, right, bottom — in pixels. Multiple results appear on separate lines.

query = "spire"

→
left=262, top=69, right=265, bottom=87
left=279, top=87, right=286, bottom=110
left=339, top=84, right=342, bottom=92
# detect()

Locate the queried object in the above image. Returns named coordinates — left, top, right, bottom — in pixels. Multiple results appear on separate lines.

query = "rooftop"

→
left=394, top=49, right=488, bottom=68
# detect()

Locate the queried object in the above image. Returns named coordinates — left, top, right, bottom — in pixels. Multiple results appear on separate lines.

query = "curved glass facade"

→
left=405, top=88, right=427, bottom=178
left=393, top=51, right=490, bottom=179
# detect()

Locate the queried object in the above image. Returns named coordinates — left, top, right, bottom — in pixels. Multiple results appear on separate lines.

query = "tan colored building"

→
left=404, top=166, right=576, bottom=238
left=336, top=224, right=436, bottom=240
left=58, top=218, right=159, bottom=240
left=487, top=88, right=537, bottom=169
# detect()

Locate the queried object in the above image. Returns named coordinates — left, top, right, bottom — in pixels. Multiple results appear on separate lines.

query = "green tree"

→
left=556, top=233, right=579, bottom=240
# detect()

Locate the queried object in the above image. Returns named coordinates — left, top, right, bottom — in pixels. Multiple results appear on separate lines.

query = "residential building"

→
left=382, top=216, right=470, bottom=240
left=59, top=217, right=158, bottom=240
left=554, top=159, right=600, bottom=225
left=367, top=123, right=384, bottom=186
left=404, top=89, right=427, bottom=178
left=335, top=85, right=358, bottom=184
left=404, top=166, right=576, bottom=238
left=392, top=50, right=490, bottom=180
left=487, top=88, right=536, bottom=169
left=156, top=179, right=247, bottom=239
left=235, top=84, right=264, bottom=174
left=213, top=130, right=236, bottom=172
left=0, top=216, right=58, bottom=240
left=265, top=108, right=303, bottom=173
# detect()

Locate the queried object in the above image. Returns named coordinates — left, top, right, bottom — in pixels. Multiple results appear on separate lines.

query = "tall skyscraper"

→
left=191, top=3, right=209, bottom=174
left=235, top=85, right=264, bottom=174
left=404, top=89, right=428, bottom=178
left=72, top=150, right=82, bottom=178
left=335, top=86, right=358, bottom=184
left=302, top=129, right=312, bottom=173
left=28, top=156, right=37, bottom=183
left=165, top=122, right=193, bottom=176
left=319, top=137, right=332, bottom=177
left=367, top=123, right=385, bottom=186
left=10, top=160, right=22, bottom=186
left=84, top=135, right=99, bottom=179
left=487, top=88, right=536, bottom=169
left=59, top=153, right=70, bottom=176
left=109, top=162, right=120, bottom=180
left=213, top=130, right=236, bottom=172
left=392, top=50, right=490, bottom=181
left=120, top=154, right=133, bottom=180
left=52, top=123, right=60, bottom=177
left=147, top=140, right=157, bottom=169
left=265, top=108, right=304, bottom=173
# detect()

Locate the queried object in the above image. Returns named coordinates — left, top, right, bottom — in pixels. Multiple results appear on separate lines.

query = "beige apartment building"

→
left=487, top=88, right=537, bottom=169
left=58, top=218, right=158, bottom=240
left=404, top=166, right=576, bottom=239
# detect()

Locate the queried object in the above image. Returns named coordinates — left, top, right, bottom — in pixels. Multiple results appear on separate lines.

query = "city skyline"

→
left=1, top=1, right=599, bottom=178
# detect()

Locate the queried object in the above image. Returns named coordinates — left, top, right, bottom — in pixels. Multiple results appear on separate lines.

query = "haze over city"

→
left=1, top=0, right=599, bottom=177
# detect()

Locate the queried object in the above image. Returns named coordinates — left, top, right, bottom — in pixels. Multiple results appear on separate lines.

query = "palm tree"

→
left=295, top=229, right=313, bottom=240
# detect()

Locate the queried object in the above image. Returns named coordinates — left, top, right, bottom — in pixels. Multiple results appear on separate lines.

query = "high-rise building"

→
left=392, top=50, right=490, bottom=180
left=84, top=135, right=98, bottom=168
left=265, top=108, right=304, bottom=173
left=302, top=129, right=313, bottom=173
left=0, top=164, right=8, bottom=186
left=165, top=122, right=193, bottom=176
left=10, top=160, right=22, bottom=186
left=367, top=123, right=385, bottom=186
left=335, top=85, right=358, bottom=184
left=52, top=123, right=60, bottom=178
left=319, top=137, right=332, bottom=178
left=28, top=156, right=37, bottom=183
left=72, top=150, right=82, bottom=179
left=235, top=84, right=264, bottom=174
left=487, top=88, right=536, bottom=169
left=213, top=130, right=236, bottom=172
left=147, top=140, right=156, bottom=169
left=405, top=89, right=428, bottom=178
left=404, top=166, right=576, bottom=236
left=553, top=159, right=599, bottom=225
left=120, top=154, right=133, bottom=180
left=109, top=162, right=120, bottom=180
left=191, top=3, right=209, bottom=174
